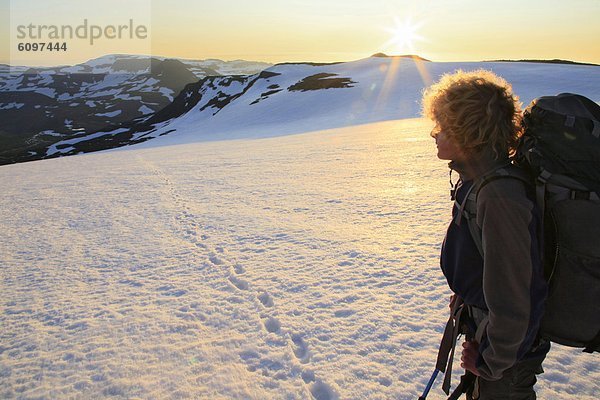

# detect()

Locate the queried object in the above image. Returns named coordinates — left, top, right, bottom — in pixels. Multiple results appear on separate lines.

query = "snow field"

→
left=1, top=118, right=598, bottom=399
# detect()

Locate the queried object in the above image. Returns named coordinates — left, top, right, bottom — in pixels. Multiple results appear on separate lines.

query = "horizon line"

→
left=2, top=53, right=599, bottom=69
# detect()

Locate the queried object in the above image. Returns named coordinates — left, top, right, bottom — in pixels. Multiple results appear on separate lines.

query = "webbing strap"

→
left=458, top=166, right=528, bottom=258
left=435, top=297, right=465, bottom=395
left=436, top=297, right=464, bottom=373
left=466, top=216, right=484, bottom=258
left=570, top=190, right=600, bottom=201
left=434, top=300, right=483, bottom=398
left=536, top=182, right=546, bottom=224
left=536, top=169, right=551, bottom=228
left=436, top=314, right=457, bottom=372
left=474, top=315, right=490, bottom=344
left=453, top=164, right=513, bottom=228
left=453, top=184, right=478, bottom=227
left=447, top=372, right=477, bottom=400
left=443, top=304, right=465, bottom=395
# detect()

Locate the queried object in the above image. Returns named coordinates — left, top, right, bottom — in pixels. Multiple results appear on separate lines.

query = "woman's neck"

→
left=448, top=150, right=510, bottom=181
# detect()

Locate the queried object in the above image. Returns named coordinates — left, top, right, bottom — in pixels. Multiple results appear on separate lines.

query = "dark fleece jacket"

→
left=441, top=156, right=548, bottom=381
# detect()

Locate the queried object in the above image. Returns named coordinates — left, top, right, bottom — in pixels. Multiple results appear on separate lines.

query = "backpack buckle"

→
left=537, top=169, right=552, bottom=184
left=571, top=190, right=591, bottom=200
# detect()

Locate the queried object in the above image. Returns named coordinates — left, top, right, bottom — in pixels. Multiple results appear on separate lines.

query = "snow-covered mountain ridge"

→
left=0, top=55, right=272, bottom=165
left=55, top=56, right=599, bottom=157
left=2, top=55, right=599, bottom=165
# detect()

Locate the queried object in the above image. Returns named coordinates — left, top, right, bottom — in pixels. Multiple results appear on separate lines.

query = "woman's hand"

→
left=460, top=340, right=481, bottom=376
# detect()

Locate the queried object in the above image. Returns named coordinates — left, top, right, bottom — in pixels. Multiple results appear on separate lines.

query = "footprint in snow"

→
left=233, top=264, right=245, bottom=274
left=263, top=317, right=281, bottom=333
left=301, top=369, right=316, bottom=383
left=291, top=334, right=309, bottom=363
left=258, top=292, right=274, bottom=308
left=310, top=380, right=338, bottom=400
left=209, top=253, right=223, bottom=265
left=228, top=275, right=249, bottom=291
left=194, top=241, right=207, bottom=249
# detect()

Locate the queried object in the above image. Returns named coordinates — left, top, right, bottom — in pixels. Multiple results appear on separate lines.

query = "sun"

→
left=383, top=17, right=425, bottom=54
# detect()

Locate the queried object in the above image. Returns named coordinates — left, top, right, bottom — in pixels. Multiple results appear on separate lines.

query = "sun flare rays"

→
left=382, top=16, right=425, bottom=55
left=373, top=15, right=432, bottom=103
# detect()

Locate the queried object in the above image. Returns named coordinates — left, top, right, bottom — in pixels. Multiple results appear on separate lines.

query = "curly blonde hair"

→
left=422, top=69, right=523, bottom=159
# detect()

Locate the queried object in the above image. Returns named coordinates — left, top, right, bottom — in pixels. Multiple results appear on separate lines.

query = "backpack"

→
left=455, top=93, right=600, bottom=353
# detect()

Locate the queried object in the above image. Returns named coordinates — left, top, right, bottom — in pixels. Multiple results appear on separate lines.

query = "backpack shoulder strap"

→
left=454, top=165, right=531, bottom=258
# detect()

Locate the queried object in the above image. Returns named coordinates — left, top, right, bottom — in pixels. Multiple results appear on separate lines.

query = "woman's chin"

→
left=437, top=151, right=450, bottom=160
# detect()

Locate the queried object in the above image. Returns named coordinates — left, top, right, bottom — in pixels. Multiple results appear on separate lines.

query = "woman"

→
left=422, top=70, right=550, bottom=399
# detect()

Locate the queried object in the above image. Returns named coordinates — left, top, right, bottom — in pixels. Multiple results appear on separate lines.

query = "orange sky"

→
left=2, top=0, right=599, bottom=66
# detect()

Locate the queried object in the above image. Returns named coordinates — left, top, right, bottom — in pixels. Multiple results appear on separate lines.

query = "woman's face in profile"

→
left=431, top=127, right=467, bottom=162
